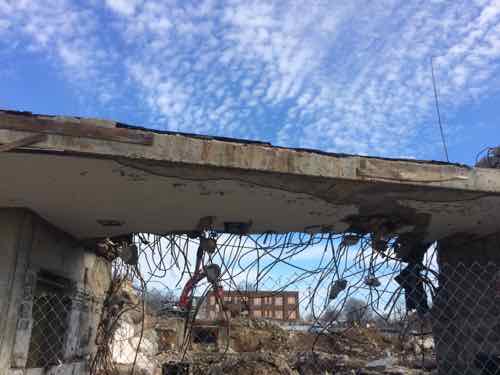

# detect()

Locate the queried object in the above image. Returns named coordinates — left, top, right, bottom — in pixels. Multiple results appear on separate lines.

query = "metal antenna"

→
left=431, top=57, right=450, bottom=162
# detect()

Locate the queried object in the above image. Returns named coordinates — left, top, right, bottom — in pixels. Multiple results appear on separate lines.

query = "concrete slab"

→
left=1, top=109, right=500, bottom=241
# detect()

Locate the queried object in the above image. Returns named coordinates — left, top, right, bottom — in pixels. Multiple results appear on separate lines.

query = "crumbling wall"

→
left=0, top=208, right=111, bottom=375
left=433, top=232, right=500, bottom=374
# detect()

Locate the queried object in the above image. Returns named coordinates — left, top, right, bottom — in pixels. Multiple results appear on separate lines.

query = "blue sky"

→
left=2, top=1, right=472, bottom=315
left=138, top=233, right=437, bottom=317
left=1, top=0, right=500, bottom=165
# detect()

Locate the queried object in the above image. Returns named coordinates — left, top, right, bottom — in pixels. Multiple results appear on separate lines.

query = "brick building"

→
left=204, top=290, right=300, bottom=321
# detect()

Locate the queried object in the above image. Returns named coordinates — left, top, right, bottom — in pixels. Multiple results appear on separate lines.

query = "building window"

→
left=275, top=297, right=283, bottom=306
left=224, top=296, right=231, bottom=302
left=26, top=271, right=73, bottom=368
left=275, top=310, right=283, bottom=319
left=254, top=310, right=261, bottom=317
left=288, top=311, right=297, bottom=320
left=253, top=297, right=261, bottom=306
left=287, top=296, right=296, bottom=305
left=210, top=296, right=216, bottom=305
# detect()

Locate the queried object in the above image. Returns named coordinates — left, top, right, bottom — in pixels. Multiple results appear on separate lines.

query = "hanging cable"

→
left=431, top=57, right=450, bottom=162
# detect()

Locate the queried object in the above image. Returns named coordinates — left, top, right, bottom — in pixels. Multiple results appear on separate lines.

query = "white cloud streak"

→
left=2, top=0, right=500, bottom=157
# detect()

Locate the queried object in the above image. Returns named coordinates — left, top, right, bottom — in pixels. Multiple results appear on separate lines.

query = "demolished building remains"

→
left=0, top=109, right=500, bottom=374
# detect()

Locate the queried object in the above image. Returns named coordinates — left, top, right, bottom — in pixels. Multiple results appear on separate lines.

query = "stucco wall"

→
left=0, top=208, right=111, bottom=375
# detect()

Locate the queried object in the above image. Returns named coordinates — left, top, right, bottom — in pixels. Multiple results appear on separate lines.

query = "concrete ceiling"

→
left=0, top=152, right=498, bottom=242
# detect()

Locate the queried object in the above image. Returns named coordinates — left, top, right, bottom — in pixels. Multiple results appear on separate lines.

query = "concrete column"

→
left=0, top=208, right=111, bottom=374
left=0, top=209, right=34, bottom=371
left=433, top=232, right=500, bottom=374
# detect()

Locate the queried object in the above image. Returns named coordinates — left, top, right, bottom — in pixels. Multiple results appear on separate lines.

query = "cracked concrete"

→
left=0, top=109, right=499, bottom=243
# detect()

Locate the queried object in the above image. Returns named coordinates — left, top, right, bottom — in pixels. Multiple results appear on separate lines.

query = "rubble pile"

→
left=227, top=318, right=290, bottom=353
left=192, top=352, right=294, bottom=375
left=110, top=309, right=436, bottom=374
left=290, top=351, right=352, bottom=374
left=111, top=315, right=160, bottom=374
left=288, top=327, right=391, bottom=359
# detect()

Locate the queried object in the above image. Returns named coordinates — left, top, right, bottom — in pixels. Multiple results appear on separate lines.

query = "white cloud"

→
left=58, top=44, right=84, bottom=67
left=105, top=0, right=141, bottom=16
left=2, top=0, right=500, bottom=157
left=0, top=0, right=124, bottom=107
left=0, top=18, right=9, bottom=32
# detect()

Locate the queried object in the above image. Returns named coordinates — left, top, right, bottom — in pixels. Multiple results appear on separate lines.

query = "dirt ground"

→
left=150, top=317, right=436, bottom=375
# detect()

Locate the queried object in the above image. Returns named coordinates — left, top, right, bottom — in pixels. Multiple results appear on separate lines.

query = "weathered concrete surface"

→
left=1, top=110, right=498, bottom=191
left=0, top=209, right=33, bottom=372
left=1, top=110, right=500, bottom=242
left=0, top=208, right=111, bottom=374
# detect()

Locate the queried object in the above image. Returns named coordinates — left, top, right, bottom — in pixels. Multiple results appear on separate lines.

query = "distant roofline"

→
left=207, top=290, right=299, bottom=296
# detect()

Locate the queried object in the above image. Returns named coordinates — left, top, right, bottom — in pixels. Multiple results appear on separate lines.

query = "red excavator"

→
left=161, top=234, right=223, bottom=317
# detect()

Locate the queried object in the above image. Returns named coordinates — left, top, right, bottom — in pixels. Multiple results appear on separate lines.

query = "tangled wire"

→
left=90, top=259, right=146, bottom=375
left=90, top=229, right=440, bottom=374
left=476, top=146, right=500, bottom=168
left=137, top=231, right=438, bottom=339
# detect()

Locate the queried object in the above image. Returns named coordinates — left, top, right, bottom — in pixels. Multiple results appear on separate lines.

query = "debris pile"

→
left=107, top=286, right=436, bottom=374
left=227, top=318, right=290, bottom=353
left=108, top=313, right=437, bottom=374
left=192, top=352, right=293, bottom=375
left=110, top=313, right=160, bottom=374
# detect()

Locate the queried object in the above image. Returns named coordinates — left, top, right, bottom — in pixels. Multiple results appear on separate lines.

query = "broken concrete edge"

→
left=1, top=109, right=499, bottom=194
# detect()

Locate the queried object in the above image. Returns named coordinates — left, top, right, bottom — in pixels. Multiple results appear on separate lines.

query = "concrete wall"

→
left=0, top=208, right=111, bottom=375
left=0, top=209, right=33, bottom=372
left=432, top=232, right=500, bottom=374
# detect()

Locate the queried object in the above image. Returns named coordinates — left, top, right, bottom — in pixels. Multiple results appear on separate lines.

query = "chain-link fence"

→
left=25, top=291, right=72, bottom=368
left=22, top=260, right=500, bottom=374
left=25, top=289, right=93, bottom=368
left=375, top=261, right=500, bottom=375
left=431, top=262, right=500, bottom=375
